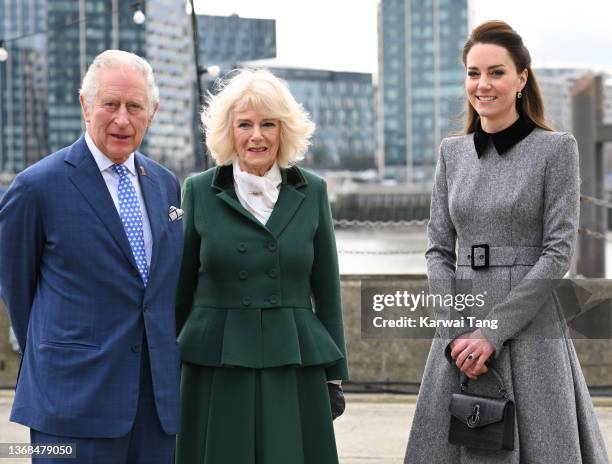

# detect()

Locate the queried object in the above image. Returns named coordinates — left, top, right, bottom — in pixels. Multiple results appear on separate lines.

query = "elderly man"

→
left=0, top=50, right=183, bottom=463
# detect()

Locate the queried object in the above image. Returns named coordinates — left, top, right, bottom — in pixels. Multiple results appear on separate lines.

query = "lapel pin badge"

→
left=169, top=206, right=184, bottom=222
left=140, top=166, right=147, bottom=176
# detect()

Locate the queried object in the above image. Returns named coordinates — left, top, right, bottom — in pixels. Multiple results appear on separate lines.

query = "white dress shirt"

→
left=85, top=132, right=153, bottom=267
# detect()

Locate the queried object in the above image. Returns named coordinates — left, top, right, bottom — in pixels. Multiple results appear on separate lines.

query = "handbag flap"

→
left=449, top=393, right=512, bottom=428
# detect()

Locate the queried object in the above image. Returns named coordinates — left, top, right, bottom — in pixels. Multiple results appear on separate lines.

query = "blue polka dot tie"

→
left=112, top=164, right=149, bottom=286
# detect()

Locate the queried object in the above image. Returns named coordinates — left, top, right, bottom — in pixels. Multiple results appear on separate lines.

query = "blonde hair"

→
left=80, top=50, right=159, bottom=116
left=202, top=68, right=315, bottom=167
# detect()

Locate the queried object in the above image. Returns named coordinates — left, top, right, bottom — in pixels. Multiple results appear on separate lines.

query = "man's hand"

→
left=450, top=329, right=494, bottom=380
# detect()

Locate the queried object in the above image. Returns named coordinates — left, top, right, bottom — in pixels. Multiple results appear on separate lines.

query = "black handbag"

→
left=448, top=367, right=515, bottom=451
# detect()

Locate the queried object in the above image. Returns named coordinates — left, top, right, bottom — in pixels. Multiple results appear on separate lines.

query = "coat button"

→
left=242, top=296, right=252, bottom=306
left=269, top=294, right=279, bottom=305
left=237, top=243, right=248, bottom=253
left=268, top=243, right=277, bottom=252
left=131, top=344, right=140, bottom=353
left=268, top=269, right=278, bottom=278
left=239, top=270, right=249, bottom=280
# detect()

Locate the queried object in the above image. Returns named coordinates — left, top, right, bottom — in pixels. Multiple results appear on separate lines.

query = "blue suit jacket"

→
left=0, top=136, right=183, bottom=437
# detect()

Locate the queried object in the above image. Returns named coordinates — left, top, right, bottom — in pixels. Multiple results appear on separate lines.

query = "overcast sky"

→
left=194, top=0, right=612, bottom=75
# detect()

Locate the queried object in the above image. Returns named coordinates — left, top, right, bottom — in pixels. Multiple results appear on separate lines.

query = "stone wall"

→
left=1, top=276, right=611, bottom=389
left=343, top=275, right=612, bottom=389
left=0, top=300, right=20, bottom=388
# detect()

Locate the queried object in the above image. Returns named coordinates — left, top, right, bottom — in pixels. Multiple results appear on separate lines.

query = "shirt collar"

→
left=84, top=131, right=136, bottom=175
left=232, top=156, right=282, bottom=186
left=212, top=163, right=308, bottom=191
left=473, top=115, right=535, bottom=158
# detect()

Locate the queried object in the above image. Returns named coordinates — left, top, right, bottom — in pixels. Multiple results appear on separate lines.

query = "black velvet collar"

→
left=473, top=115, right=535, bottom=158
left=211, top=163, right=307, bottom=191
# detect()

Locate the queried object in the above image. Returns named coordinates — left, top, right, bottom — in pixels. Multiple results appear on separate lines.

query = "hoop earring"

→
left=517, top=91, right=523, bottom=100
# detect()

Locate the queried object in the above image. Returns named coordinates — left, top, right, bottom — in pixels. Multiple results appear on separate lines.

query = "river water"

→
left=336, top=226, right=427, bottom=275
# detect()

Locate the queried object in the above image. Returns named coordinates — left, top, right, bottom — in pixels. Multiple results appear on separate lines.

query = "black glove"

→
left=327, top=383, right=346, bottom=420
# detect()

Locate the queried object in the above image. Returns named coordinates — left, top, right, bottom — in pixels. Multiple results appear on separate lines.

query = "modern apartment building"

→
left=378, top=0, right=469, bottom=183
left=535, top=67, right=592, bottom=132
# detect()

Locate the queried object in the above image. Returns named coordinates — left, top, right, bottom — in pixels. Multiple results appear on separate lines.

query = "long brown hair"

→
left=462, top=20, right=553, bottom=133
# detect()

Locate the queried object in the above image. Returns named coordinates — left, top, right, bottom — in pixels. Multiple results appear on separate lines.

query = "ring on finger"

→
left=467, top=353, right=476, bottom=360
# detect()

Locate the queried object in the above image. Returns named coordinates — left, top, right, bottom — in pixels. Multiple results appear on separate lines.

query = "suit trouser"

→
left=30, top=336, right=175, bottom=464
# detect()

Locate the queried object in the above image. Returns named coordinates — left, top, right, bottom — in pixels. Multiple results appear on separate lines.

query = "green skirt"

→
left=176, top=363, right=340, bottom=464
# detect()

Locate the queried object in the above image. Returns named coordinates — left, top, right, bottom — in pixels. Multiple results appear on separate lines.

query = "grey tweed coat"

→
left=405, top=129, right=609, bottom=463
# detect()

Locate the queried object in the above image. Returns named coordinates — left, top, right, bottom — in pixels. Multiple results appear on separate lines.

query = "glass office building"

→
left=46, top=1, right=146, bottom=154
left=47, top=0, right=194, bottom=176
left=142, top=1, right=194, bottom=176
left=194, top=14, right=276, bottom=167
left=0, top=0, right=47, bottom=181
left=197, top=14, right=276, bottom=73
left=378, top=0, right=468, bottom=183
left=1, top=0, right=194, bottom=179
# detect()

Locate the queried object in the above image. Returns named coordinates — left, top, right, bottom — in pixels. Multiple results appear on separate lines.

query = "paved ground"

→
left=1, top=391, right=611, bottom=463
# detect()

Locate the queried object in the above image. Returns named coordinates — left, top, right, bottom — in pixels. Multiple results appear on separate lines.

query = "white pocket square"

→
left=169, top=206, right=183, bottom=222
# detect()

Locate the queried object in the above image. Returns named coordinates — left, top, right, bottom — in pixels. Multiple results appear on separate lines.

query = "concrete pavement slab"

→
left=1, top=391, right=611, bottom=463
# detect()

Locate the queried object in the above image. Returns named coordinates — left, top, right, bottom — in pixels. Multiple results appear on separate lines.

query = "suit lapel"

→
left=265, top=184, right=305, bottom=238
left=66, top=136, right=139, bottom=270
left=211, top=164, right=307, bottom=238
left=212, top=164, right=268, bottom=229
left=215, top=190, right=265, bottom=229
left=135, top=154, right=165, bottom=277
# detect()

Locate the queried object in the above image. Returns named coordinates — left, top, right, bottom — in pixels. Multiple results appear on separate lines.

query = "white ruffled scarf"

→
left=233, top=157, right=282, bottom=225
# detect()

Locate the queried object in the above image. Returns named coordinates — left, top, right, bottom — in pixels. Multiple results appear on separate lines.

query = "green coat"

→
left=175, top=164, right=349, bottom=381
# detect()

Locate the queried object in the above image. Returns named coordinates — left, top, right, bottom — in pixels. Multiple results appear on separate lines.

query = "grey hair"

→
left=79, top=50, right=159, bottom=115
left=202, top=68, right=315, bottom=168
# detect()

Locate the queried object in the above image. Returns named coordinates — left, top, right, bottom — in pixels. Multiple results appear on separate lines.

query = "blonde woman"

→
left=175, top=69, right=348, bottom=464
